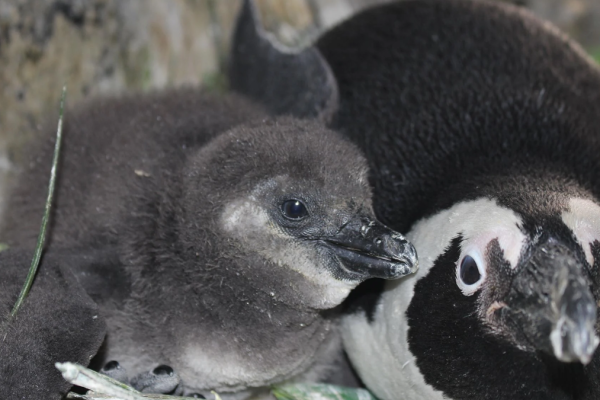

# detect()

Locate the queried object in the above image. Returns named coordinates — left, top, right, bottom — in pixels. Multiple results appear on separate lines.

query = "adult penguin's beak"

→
left=499, top=237, right=599, bottom=364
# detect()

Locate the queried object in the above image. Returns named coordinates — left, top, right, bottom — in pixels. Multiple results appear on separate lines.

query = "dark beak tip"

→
left=324, top=217, right=419, bottom=280
left=388, top=257, right=419, bottom=279
left=411, top=259, right=420, bottom=273
left=550, top=321, right=600, bottom=365
left=386, top=242, right=419, bottom=277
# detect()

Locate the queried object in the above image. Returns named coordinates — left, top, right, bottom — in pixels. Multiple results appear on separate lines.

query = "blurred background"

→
left=0, top=0, right=599, bottom=213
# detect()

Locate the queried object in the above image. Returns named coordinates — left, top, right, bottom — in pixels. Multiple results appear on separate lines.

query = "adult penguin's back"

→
left=316, top=0, right=600, bottom=230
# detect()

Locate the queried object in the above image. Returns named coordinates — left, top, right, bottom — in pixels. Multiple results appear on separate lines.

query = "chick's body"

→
left=0, top=89, right=416, bottom=399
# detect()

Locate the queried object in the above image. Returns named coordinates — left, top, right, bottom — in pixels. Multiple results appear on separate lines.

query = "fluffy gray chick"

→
left=0, top=89, right=417, bottom=399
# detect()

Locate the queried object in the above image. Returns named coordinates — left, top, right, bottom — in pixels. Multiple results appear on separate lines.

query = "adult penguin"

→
left=230, top=0, right=600, bottom=399
left=0, top=89, right=417, bottom=399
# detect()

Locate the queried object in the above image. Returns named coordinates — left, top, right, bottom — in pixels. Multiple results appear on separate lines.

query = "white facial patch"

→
left=221, top=198, right=271, bottom=235
left=341, top=198, right=525, bottom=400
left=440, top=199, right=525, bottom=267
left=220, top=182, right=354, bottom=309
left=561, top=198, right=600, bottom=267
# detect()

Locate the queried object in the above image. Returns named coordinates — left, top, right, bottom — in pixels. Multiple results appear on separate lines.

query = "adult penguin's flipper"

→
left=229, top=0, right=338, bottom=121
left=0, top=248, right=107, bottom=400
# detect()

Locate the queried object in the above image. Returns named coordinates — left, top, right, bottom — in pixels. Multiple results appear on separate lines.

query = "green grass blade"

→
left=10, top=86, right=67, bottom=317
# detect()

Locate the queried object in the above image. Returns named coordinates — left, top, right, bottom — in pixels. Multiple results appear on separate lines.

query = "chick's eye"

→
left=281, top=200, right=308, bottom=220
left=460, top=255, right=481, bottom=285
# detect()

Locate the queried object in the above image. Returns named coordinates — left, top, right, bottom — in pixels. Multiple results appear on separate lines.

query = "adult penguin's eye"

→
left=459, top=255, right=482, bottom=285
left=281, top=200, right=309, bottom=220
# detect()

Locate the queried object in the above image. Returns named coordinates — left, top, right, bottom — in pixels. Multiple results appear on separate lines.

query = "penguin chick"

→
left=0, top=89, right=417, bottom=399
left=229, top=0, right=600, bottom=399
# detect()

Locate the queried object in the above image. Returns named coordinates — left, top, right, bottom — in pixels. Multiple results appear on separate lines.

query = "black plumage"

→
left=229, top=0, right=600, bottom=398
left=0, top=89, right=417, bottom=399
left=315, top=0, right=600, bottom=230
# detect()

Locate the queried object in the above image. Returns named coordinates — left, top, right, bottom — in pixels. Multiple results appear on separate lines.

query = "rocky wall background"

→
left=0, top=0, right=599, bottom=214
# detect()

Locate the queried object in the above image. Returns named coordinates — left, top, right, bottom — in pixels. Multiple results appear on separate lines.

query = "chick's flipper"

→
left=0, top=248, right=106, bottom=400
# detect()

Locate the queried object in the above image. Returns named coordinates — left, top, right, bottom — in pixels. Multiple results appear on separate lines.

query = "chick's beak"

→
left=501, top=238, right=599, bottom=364
left=321, top=216, right=418, bottom=280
